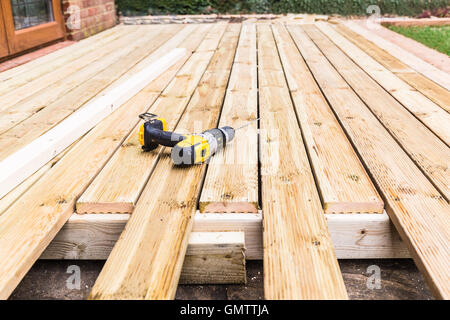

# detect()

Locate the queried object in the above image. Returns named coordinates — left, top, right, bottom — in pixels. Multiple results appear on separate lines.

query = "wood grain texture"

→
left=306, top=24, right=450, bottom=201
left=88, top=24, right=240, bottom=300
left=258, top=24, right=347, bottom=300
left=42, top=228, right=247, bottom=285
left=0, top=138, right=79, bottom=215
left=0, top=32, right=193, bottom=299
left=0, top=26, right=182, bottom=163
left=0, top=28, right=190, bottom=199
left=180, top=232, right=246, bottom=284
left=316, top=23, right=450, bottom=145
left=77, top=24, right=227, bottom=214
left=42, top=211, right=409, bottom=261
left=0, top=26, right=158, bottom=135
left=343, top=21, right=450, bottom=91
left=334, top=24, right=450, bottom=113
left=0, top=26, right=135, bottom=111
left=272, top=23, right=383, bottom=214
left=288, top=24, right=450, bottom=300
left=0, top=26, right=126, bottom=86
left=200, top=23, right=259, bottom=213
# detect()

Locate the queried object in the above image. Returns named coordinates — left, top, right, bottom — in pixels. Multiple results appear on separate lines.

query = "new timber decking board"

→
left=334, top=24, right=450, bottom=113
left=0, top=26, right=168, bottom=136
left=0, top=26, right=129, bottom=93
left=88, top=24, right=240, bottom=300
left=0, top=27, right=139, bottom=113
left=77, top=24, right=226, bottom=214
left=0, top=138, right=80, bottom=215
left=272, top=23, right=383, bottom=214
left=305, top=24, right=450, bottom=201
left=288, top=24, right=450, bottom=300
left=315, top=23, right=450, bottom=145
left=199, top=23, right=259, bottom=213
left=0, top=25, right=182, bottom=163
left=343, top=21, right=450, bottom=91
left=0, top=25, right=198, bottom=300
left=258, top=24, right=347, bottom=299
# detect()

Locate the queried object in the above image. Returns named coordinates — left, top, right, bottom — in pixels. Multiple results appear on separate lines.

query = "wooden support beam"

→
left=272, top=23, right=383, bottom=214
left=199, top=23, right=259, bottom=213
left=334, top=24, right=450, bottom=113
left=316, top=23, right=450, bottom=145
left=41, top=211, right=409, bottom=261
left=76, top=24, right=227, bottom=214
left=44, top=229, right=246, bottom=285
left=180, top=232, right=246, bottom=284
left=305, top=24, right=450, bottom=201
left=0, top=44, right=187, bottom=199
left=0, top=26, right=197, bottom=299
left=257, top=24, right=347, bottom=300
left=88, top=24, right=241, bottom=300
left=288, top=24, right=450, bottom=300
left=343, top=21, right=450, bottom=91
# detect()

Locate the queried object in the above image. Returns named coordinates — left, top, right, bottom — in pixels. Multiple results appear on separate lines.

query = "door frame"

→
left=0, top=1, right=9, bottom=58
left=1, top=0, right=65, bottom=55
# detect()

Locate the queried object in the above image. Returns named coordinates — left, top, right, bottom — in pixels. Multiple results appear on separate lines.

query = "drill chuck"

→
left=171, top=127, right=235, bottom=165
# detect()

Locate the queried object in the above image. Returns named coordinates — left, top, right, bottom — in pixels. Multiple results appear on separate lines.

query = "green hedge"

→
left=117, top=0, right=449, bottom=16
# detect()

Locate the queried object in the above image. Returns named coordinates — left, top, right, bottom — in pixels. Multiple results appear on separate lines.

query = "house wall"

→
left=63, top=0, right=117, bottom=41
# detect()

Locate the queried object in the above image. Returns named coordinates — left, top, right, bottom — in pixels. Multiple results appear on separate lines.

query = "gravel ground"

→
left=10, top=259, right=432, bottom=300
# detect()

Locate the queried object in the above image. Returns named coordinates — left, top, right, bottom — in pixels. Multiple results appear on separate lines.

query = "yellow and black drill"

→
left=138, top=113, right=256, bottom=165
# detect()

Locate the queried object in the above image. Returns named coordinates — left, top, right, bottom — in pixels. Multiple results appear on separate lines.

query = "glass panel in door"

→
left=10, top=0, right=54, bottom=30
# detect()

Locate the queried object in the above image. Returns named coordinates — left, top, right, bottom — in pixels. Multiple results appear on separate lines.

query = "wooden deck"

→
left=0, top=21, right=448, bottom=300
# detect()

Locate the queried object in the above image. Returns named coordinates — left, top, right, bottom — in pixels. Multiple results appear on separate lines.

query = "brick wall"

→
left=63, top=0, right=117, bottom=41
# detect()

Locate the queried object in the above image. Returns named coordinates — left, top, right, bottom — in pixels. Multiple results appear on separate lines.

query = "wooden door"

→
left=1, top=0, right=65, bottom=55
left=0, top=2, right=9, bottom=58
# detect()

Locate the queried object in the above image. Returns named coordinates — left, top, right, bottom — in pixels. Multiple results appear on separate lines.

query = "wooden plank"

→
left=326, top=213, right=409, bottom=259
left=0, top=46, right=186, bottom=200
left=199, top=23, right=259, bottom=213
left=43, top=230, right=246, bottom=285
left=316, top=23, right=450, bottom=145
left=305, top=24, right=450, bottom=201
left=334, top=24, right=450, bottom=113
left=180, top=232, right=246, bottom=284
left=289, top=24, right=450, bottom=300
left=76, top=24, right=227, bottom=214
left=0, top=26, right=168, bottom=135
left=41, top=211, right=409, bottom=260
left=193, top=212, right=263, bottom=260
left=272, top=23, right=383, bottom=214
left=0, top=25, right=184, bottom=163
left=258, top=24, right=347, bottom=300
left=0, top=138, right=79, bottom=215
left=0, top=25, right=129, bottom=93
left=344, top=21, right=450, bottom=91
left=0, top=26, right=133, bottom=102
left=88, top=24, right=240, bottom=300
left=0, top=29, right=196, bottom=299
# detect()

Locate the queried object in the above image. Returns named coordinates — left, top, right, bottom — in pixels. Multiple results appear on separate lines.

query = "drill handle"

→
left=143, top=125, right=186, bottom=150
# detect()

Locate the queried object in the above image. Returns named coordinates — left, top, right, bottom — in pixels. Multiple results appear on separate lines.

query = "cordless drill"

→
left=138, top=113, right=239, bottom=165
